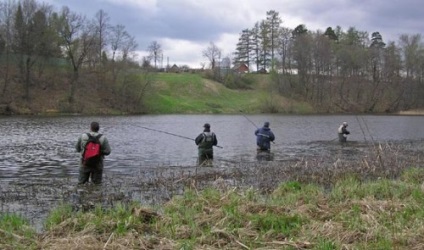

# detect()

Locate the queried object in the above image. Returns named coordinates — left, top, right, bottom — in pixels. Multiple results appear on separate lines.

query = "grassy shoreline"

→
left=1, top=165, right=424, bottom=249
left=0, top=157, right=424, bottom=249
left=2, top=140, right=424, bottom=249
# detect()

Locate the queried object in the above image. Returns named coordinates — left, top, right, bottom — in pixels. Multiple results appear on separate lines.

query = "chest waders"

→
left=198, top=132, right=214, bottom=166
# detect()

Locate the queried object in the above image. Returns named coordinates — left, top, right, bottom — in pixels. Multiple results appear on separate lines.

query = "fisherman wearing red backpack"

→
left=76, top=122, right=111, bottom=184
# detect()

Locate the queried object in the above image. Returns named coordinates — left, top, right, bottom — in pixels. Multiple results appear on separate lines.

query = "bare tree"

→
left=399, top=34, right=422, bottom=79
left=147, top=40, right=162, bottom=69
left=94, top=9, right=110, bottom=67
left=109, top=24, right=137, bottom=82
left=121, top=34, right=137, bottom=62
left=310, top=31, right=333, bottom=106
left=202, top=41, right=221, bottom=69
left=398, top=33, right=423, bottom=108
left=277, top=27, right=292, bottom=73
left=382, top=41, right=404, bottom=111
left=141, top=56, right=151, bottom=68
left=0, top=1, right=16, bottom=97
left=54, top=6, right=96, bottom=103
left=291, top=24, right=313, bottom=98
left=110, top=24, right=126, bottom=62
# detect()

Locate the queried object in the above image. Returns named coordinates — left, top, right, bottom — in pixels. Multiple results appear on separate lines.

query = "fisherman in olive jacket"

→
left=195, top=123, right=218, bottom=166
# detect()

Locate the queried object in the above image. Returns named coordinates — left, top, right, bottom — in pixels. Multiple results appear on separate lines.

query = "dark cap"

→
left=90, top=121, right=100, bottom=132
left=264, top=122, right=270, bottom=127
left=203, top=123, right=210, bottom=128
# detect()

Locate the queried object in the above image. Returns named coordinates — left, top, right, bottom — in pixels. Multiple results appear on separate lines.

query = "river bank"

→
left=398, top=109, right=424, bottom=115
left=3, top=71, right=424, bottom=116
left=1, top=142, right=424, bottom=249
left=0, top=73, right=302, bottom=116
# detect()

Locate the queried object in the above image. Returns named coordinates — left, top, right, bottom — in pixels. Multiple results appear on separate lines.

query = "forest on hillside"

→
left=1, top=1, right=424, bottom=114
left=0, top=0, right=150, bottom=114
left=231, top=10, right=424, bottom=113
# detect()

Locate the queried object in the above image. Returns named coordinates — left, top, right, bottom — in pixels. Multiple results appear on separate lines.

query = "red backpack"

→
left=83, top=133, right=102, bottom=166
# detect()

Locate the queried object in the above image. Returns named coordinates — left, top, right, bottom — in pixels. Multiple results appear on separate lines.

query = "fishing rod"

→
left=239, top=110, right=276, bottom=144
left=215, top=91, right=276, bottom=146
left=241, top=112, right=259, bottom=129
left=136, top=125, right=223, bottom=148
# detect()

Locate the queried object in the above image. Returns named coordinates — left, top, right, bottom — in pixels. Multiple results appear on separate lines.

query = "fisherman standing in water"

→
left=76, top=121, right=111, bottom=185
left=255, top=122, right=275, bottom=161
left=195, top=123, right=218, bottom=166
left=338, top=122, right=350, bottom=142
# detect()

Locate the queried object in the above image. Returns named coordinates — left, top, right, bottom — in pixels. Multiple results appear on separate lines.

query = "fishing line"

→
left=217, top=90, right=260, bottom=130
left=360, top=116, right=375, bottom=142
left=207, top=90, right=276, bottom=152
left=240, top=111, right=259, bottom=129
left=355, top=115, right=371, bottom=143
left=136, top=125, right=223, bottom=148
left=226, top=87, right=276, bottom=145
left=243, top=112, right=275, bottom=144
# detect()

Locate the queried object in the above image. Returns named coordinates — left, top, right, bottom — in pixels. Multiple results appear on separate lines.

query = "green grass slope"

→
left=144, top=72, right=313, bottom=114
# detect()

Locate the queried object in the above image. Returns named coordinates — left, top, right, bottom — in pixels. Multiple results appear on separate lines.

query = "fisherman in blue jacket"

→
left=255, top=122, right=275, bottom=151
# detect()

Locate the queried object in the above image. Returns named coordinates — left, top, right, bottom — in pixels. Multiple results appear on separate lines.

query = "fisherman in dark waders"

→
left=76, top=122, right=111, bottom=185
left=255, top=122, right=275, bottom=161
left=195, top=123, right=218, bottom=166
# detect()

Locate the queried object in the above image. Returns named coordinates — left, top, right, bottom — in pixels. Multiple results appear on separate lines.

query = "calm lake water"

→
left=1, top=114, right=424, bottom=230
left=1, top=114, right=424, bottom=181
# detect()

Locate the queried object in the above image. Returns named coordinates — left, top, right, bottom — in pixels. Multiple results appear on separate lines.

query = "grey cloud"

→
left=49, top=0, right=242, bottom=49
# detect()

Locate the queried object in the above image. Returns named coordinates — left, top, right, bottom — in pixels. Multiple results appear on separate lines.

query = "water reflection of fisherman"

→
left=195, top=123, right=218, bottom=166
left=338, top=122, right=350, bottom=142
left=255, top=122, right=275, bottom=160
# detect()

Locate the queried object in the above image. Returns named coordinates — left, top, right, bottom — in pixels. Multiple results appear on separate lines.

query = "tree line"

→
left=0, top=0, right=152, bottom=114
left=233, top=10, right=424, bottom=113
left=2, top=1, right=423, bottom=114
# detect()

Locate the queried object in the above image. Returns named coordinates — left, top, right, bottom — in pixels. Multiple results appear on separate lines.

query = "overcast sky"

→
left=44, top=0, right=424, bottom=68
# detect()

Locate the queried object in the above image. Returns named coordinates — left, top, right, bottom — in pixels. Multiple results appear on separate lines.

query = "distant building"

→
left=232, top=63, right=249, bottom=74
left=257, top=68, right=267, bottom=74
left=170, top=64, right=179, bottom=73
